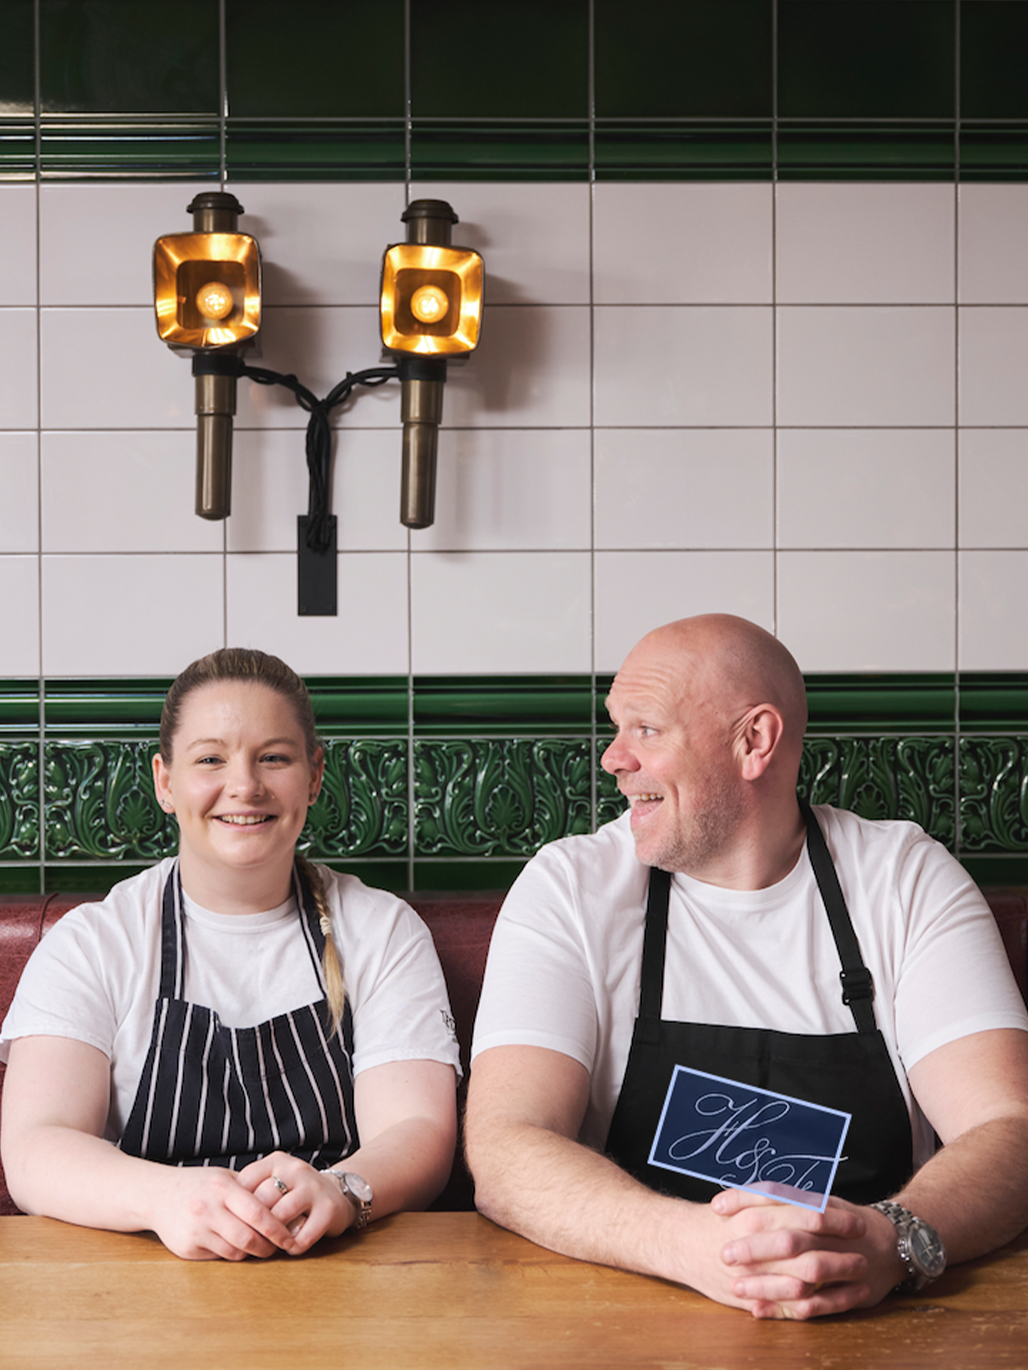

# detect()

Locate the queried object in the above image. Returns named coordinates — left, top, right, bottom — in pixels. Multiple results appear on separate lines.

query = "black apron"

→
left=605, top=802, right=913, bottom=1205
left=120, top=862, right=358, bottom=1170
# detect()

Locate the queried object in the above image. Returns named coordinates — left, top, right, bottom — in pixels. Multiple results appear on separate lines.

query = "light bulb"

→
left=409, top=284, right=449, bottom=324
left=195, top=281, right=234, bottom=321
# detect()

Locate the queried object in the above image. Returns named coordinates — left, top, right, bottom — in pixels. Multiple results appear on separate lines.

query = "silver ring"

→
left=271, top=1176, right=289, bottom=1195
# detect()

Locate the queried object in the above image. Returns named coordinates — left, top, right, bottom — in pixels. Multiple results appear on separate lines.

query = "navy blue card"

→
left=648, top=1066, right=851, bottom=1212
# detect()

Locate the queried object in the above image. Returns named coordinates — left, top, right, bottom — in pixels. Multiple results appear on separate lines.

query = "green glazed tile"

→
left=44, top=679, right=171, bottom=730
left=41, top=864, right=148, bottom=895
left=225, top=121, right=405, bottom=181
left=960, top=124, right=1028, bottom=181
left=409, top=122, right=590, bottom=180
left=958, top=853, right=1028, bottom=886
left=593, top=122, right=774, bottom=179
left=0, top=0, right=34, bottom=114
left=40, top=120, right=221, bottom=179
left=0, top=682, right=39, bottom=732
left=958, top=675, right=1028, bottom=732
left=0, top=867, right=47, bottom=892
left=0, top=119, right=37, bottom=179
left=413, top=676, right=593, bottom=736
left=799, top=735, right=956, bottom=846
left=777, top=123, right=956, bottom=179
left=961, top=0, right=1028, bottom=120
left=804, top=674, right=956, bottom=733
left=302, top=738, right=409, bottom=859
left=414, top=738, right=592, bottom=857
left=594, top=0, right=772, bottom=119
left=40, top=0, right=220, bottom=115
left=959, top=736, right=1028, bottom=852
left=308, top=677, right=408, bottom=734
left=44, top=739, right=176, bottom=861
left=319, top=859, right=412, bottom=894
left=226, top=0, right=404, bottom=118
left=410, top=858, right=526, bottom=893
left=409, top=0, right=588, bottom=119
left=0, top=741, right=40, bottom=860
left=778, top=0, right=955, bottom=120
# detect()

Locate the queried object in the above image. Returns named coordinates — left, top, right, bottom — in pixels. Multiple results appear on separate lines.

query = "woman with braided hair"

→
left=0, top=648, right=459, bottom=1259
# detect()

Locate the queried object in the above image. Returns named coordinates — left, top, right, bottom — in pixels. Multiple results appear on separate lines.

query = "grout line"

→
left=953, top=0, right=962, bottom=859
left=34, top=0, right=44, bottom=892
left=587, top=0, right=598, bottom=830
left=218, top=0, right=228, bottom=186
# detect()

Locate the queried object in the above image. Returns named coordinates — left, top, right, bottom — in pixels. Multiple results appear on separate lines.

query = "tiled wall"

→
left=2, top=1, right=1028, bottom=889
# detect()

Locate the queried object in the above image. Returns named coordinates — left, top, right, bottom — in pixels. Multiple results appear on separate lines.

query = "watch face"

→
left=342, top=1172, right=373, bottom=1203
left=909, top=1223, right=946, bottom=1278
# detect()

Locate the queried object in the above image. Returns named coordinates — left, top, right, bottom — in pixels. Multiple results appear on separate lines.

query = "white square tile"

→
left=410, top=429, right=591, bottom=552
left=0, top=433, right=38, bottom=553
left=226, top=551, right=409, bottom=676
left=959, top=307, right=1028, bottom=426
left=235, top=306, right=401, bottom=429
left=228, top=427, right=406, bottom=552
left=411, top=551, right=591, bottom=673
left=0, top=310, right=38, bottom=428
left=593, top=183, right=773, bottom=304
left=776, top=184, right=954, bottom=304
left=959, top=551, right=1028, bottom=669
left=0, top=185, right=36, bottom=305
left=0, top=557, right=40, bottom=675
left=240, top=183, right=407, bottom=306
left=594, top=551, right=775, bottom=673
left=959, top=429, right=1028, bottom=548
left=777, top=429, right=955, bottom=549
left=40, top=308, right=191, bottom=429
left=41, top=431, right=223, bottom=553
left=777, top=551, right=955, bottom=671
left=958, top=185, right=1028, bottom=304
left=595, top=429, right=773, bottom=549
left=442, top=305, right=591, bottom=429
left=411, top=182, right=590, bottom=304
left=39, top=183, right=213, bottom=306
left=42, top=554, right=224, bottom=675
left=777, top=307, right=954, bottom=427
left=594, top=306, right=773, bottom=427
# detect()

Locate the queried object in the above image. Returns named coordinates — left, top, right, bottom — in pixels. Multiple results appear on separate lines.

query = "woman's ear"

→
left=153, top=752, right=174, bottom=813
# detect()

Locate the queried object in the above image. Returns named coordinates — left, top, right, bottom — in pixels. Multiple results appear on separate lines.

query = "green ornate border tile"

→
left=799, top=736, right=956, bottom=846
left=303, top=738, right=408, bottom=859
left=414, top=738, right=593, bottom=857
left=959, top=737, right=1028, bottom=853
left=44, top=739, right=175, bottom=862
left=0, top=741, right=40, bottom=860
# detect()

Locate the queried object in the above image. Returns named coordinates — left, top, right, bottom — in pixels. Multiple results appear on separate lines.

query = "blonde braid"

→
left=296, top=853, right=346, bottom=1036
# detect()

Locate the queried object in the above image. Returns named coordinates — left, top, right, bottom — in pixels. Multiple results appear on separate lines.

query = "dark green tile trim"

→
left=409, top=122, right=590, bottom=180
left=595, top=0, right=772, bottom=120
left=777, top=123, right=956, bottom=179
left=778, top=0, right=955, bottom=120
left=959, top=676, right=1028, bottom=732
left=805, top=674, right=956, bottom=734
left=409, top=0, right=589, bottom=120
left=593, top=122, right=774, bottom=180
left=0, top=682, right=39, bottom=732
left=44, top=679, right=171, bottom=731
left=225, top=122, right=406, bottom=182
left=40, top=120, right=221, bottom=179
left=225, top=0, right=405, bottom=120
left=39, top=0, right=220, bottom=115
left=413, top=676, right=593, bottom=735
left=0, top=119, right=36, bottom=179
left=309, top=677, right=408, bottom=733
left=960, top=124, right=1028, bottom=181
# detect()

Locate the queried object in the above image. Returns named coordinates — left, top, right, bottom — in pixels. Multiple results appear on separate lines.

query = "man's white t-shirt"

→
left=472, top=806, right=1028, bottom=1169
left=2, top=860, right=461, bottom=1143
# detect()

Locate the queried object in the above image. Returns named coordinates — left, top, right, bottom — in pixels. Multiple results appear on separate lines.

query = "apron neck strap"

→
left=638, top=867, right=672, bottom=1042
left=800, top=799, right=878, bottom=1033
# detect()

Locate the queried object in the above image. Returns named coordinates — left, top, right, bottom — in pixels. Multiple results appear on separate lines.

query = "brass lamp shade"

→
left=380, top=242, right=483, bottom=356
left=154, top=231, right=261, bottom=350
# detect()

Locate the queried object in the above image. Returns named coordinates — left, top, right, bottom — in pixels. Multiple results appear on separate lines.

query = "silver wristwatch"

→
left=325, top=1169, right=373, bottom=1232
left=870, top=1200, right=946, bottom=1291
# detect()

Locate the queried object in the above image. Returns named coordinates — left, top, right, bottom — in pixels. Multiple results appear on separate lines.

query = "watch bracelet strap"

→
left=326, top=1168, right=372, bottom=1232
left=869, top=1200, right=940, bottom=1292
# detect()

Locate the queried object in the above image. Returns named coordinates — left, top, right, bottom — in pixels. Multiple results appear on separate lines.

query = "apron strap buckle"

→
left=840, top=966, right=875, bottom=1005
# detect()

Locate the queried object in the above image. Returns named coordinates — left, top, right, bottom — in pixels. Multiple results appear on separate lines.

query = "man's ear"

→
left=735, top=704, right=785, bottom=781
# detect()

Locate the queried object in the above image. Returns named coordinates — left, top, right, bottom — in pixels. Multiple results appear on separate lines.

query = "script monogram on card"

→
left=648, top=1066, right=851, bottom=1211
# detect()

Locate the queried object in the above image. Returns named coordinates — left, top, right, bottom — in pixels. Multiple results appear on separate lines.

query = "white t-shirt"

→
left=1, top=860, right=461, bottom=1144
left=472, top=806, right=1028, bottom=1170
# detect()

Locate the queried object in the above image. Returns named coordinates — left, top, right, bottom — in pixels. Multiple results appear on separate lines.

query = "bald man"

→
left=465, top=615, right=1028, bottom=1320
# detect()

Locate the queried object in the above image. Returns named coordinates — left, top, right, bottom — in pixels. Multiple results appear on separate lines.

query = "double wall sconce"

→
left=153, top=193, right=484, bottom=614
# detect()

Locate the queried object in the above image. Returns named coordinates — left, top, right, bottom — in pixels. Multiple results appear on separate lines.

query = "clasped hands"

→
left=154, top=1150, right=357, bottom=1262
left=700, top=1188, right=904, bottom=1320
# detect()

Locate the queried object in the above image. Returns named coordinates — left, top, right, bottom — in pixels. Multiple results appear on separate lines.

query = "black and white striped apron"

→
left=119, top=862, right=358, bottom=1170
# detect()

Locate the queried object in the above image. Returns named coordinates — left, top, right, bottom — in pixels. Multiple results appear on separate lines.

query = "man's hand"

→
left=706, top=1189, right=904, bottom=1319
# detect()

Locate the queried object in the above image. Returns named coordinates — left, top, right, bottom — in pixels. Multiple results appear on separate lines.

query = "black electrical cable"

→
left=239, top=362, right=399, bottom=552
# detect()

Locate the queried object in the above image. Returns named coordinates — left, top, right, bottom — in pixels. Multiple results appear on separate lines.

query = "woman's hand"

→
left=148, top=1163, right=305, bottom=1261
left=236, top=1152, right=355, bottom=1253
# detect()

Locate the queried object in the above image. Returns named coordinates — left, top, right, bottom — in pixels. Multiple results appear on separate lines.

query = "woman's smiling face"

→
left=153, top=680, right=323, bottom=906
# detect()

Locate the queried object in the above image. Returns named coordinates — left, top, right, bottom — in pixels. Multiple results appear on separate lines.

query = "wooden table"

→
left=1, top=1213, right=1027, bottom=1370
